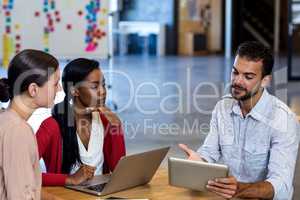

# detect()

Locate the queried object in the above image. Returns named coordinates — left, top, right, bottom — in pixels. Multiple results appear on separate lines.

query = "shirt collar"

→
left=231, top=89, right=272, bottom=122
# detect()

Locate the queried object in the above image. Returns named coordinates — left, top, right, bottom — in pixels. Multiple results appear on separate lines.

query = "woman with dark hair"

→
left=0, top=78, right=9, bottom=111
left=0, top=49, right=60, bottom=200
left=36, top=58, right=126, bottom=186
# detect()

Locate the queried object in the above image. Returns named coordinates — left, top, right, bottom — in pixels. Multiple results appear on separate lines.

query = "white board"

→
left=0, top=0, right=109, bottom=62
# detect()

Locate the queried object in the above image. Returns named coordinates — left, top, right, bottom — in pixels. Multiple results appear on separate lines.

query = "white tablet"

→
left=168, top=157, right=229, bottom=191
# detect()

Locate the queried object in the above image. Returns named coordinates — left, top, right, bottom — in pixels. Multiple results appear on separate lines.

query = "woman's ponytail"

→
left=0, top=78, right=10, bottom=102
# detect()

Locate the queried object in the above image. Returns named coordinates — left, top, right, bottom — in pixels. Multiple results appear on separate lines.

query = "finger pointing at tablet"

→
left=178, top=144, right=204, bottom=161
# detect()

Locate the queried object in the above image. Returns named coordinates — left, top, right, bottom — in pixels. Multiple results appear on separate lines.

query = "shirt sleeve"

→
left=36, top=117, right=68, bottom=186
left=3, top=124, right=41, bottom=200
left=42, top=173, right=67, bottom=186
left=197, top=103, right=221, bottom=163
left=266, top=113, right=300, bottom=200
left=36, top=118, right=53, bottom=159
left=102, top=112, right=126, bottom=174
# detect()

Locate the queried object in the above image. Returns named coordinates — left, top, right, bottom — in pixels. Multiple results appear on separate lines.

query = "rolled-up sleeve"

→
left=266, top=113, right=300, bottom=200
left=197, top=104, right=221, bottom=163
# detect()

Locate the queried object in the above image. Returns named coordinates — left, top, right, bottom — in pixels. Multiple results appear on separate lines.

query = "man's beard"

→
left=231, top=84, right=260, bottom=101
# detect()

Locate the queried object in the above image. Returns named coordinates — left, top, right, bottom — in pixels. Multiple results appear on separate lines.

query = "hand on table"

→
left=66, top=164, right=96, bottom=185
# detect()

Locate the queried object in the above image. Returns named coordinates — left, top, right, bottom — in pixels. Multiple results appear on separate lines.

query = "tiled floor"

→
left=1, top=55, right=300, bottom=198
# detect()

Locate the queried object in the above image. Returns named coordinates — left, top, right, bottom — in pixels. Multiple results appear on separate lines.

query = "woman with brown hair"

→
left=0, top=49, right=60, bottom=200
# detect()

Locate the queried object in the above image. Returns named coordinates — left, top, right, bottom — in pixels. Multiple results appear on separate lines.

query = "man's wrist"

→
left=234, top=181, right=274, bottom=199
left=235, top=182, right=251, bottom=197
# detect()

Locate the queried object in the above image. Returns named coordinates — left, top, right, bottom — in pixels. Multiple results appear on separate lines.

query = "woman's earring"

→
left=69, top=98, right=73, bottom=106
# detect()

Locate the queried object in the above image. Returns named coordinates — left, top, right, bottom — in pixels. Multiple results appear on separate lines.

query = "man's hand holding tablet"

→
left=177, top=144, right=239, bottom=199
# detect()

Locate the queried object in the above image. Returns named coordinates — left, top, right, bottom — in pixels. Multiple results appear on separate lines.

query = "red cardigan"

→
left=36, top=112, right=126, bottom=186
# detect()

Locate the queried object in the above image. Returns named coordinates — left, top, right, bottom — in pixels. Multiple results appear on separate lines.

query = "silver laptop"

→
left=168, top=157, right=228, bottom=191
left=65, top=147, right=170, bottom=196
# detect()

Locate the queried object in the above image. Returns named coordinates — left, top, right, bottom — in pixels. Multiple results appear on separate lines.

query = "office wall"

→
left=0, top=0, right=109, bottom=67
left=120, top=0, right=177, bottom=54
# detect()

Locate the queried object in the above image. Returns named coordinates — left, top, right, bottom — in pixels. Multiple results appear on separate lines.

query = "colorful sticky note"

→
left=15, top=24, right=21, bottom=30
left=5, top=26, right=11, bottom=34
left=34, top=11, right=40, bottom=17
left=101, top=8, right=107, bottom=14
left=99, top=20, right=106, bottom=26
left=78, top=10, right=83, bottom=16
left=85, top=43, right=97, bottom=52
left=66, top=24, right=72, bottom=30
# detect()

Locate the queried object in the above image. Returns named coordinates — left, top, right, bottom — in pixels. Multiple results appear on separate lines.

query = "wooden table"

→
left=43, top=168, right=235, bottom=200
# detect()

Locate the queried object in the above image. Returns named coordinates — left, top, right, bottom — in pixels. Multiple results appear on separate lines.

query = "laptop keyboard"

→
left=87, top=183, right=107, bottom=192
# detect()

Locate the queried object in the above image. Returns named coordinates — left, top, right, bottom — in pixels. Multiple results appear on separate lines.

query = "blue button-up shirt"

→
left=198, top=89, right=300, bottom=200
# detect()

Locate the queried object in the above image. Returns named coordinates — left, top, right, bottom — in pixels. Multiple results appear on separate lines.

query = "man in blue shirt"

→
left=180, top=41, right=299, bottom=199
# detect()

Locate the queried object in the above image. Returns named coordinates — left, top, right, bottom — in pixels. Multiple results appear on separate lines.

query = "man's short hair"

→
left=236, top=41, right=274, bottom=77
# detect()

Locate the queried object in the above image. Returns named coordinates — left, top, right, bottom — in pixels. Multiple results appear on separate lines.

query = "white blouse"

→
left=71, top=112, right=104, bottom=175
